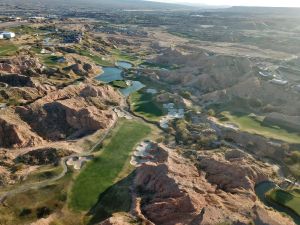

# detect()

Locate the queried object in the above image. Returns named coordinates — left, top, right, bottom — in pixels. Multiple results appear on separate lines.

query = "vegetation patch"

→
left=10, top=25, right=43, bottom=35
left=87, top=173, right=134, bottom=224
left=267, top=188, right=300, bottom=216
left=69, top=120, right=151, bottom=211
left=0, top=173, right=72, bottom=225
left=0, top=42, right=18, bottom=56
left=129, top=90, right=163, bottom=121
left=285, top=151, right=300, bottom=179
left=110, top=80, right=128, bottom=88
left=220, top=111, right=300, bottom=144
left=140, top=61, right=180, bottom=70
left=210, top=99, right=300, bottom=144
left=77, top=49, right=113, bottom=67
left=42, top=55, right=62, bottom=67
left=112, top=49, right=141, bottom=65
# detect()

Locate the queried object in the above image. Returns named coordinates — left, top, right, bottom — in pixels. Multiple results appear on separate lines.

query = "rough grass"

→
left=78, top=49, right=113, bottom=67
left=140, top=61, right=180, bottom=70
left=42, top=55, right=61, bottom=66
left=220, top=111, right=300, bottom=144
left=129, top=90, right=163, bottom=121
left=69, top=120, right=151, bottom=211
left=267, top=188, right=300, bottom=216
left=0, top=42, right=18, bottom=56
left=9, top=25, right=42, bottom=35
left=0, top=173, right=72, bottom=225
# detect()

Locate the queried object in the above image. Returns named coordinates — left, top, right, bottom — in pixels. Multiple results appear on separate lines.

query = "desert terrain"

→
left=0, top=1, right=299, bottom=225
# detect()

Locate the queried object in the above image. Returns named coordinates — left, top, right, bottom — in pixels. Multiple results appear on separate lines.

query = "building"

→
left=0, top=31, right=16, bottom=39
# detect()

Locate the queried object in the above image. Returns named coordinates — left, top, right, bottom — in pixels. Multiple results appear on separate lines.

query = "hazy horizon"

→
left=148, top=0, right=300, bottom=7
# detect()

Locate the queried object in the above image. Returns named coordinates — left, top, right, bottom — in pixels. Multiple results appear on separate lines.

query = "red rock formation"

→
left=0, top=110, right=44, bottom=148
left=0, top=82, right=121, bottom=148
left=98, top=213, right=136, bottom=225
left=15, top=83, right=121, bottom=141
left=63, top=56, right=101, bottom=77
left=0, top=53, right=43, bottom=76
left=132, top=146, right=295, bottom=225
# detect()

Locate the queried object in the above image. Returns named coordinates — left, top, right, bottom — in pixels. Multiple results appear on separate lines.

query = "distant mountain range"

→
left=2, top=0, right=299, bottom=13
left=0, top=0, right=196, bottom=10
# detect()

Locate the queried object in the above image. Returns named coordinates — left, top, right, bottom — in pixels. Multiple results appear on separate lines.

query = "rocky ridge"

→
left=130, top=145, right=295, bottom=225
left=0, top=82, right=121, bottom=148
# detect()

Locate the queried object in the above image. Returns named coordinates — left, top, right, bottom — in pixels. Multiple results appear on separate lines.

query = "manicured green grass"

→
left=87, top=173, right=134, bottom=224
left=267, top=188, right=300, bottom=216
left=129, top=90, right=164, bottom=121
left=0, top=42, right=18, bottom=56
left=112, top=49, right=142, bottom=66
left=140, top=61, right=180, bottom=70
left=69, top=120, right=151, bottom=211
left=220, top=111, right=300, bottom=144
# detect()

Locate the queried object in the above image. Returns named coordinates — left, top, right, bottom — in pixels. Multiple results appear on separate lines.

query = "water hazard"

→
left=95, top=61, right=144, bottom=96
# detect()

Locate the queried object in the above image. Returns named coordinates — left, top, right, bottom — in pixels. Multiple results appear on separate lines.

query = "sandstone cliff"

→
left=0, top=109, right=44, bottom=148
left=16, top=83, right=121, bottom=142
left=0, top=53, right=43, bottom=76
left=0, top=82, right=121, bottom=148
left=131, top=145, right=295, bottom=225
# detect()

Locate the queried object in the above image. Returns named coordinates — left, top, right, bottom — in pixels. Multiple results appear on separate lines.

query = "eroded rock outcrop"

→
left=63, top=55, right=101, bottom=77
left=0, top=110, right=44, bottom=148
left=98, top=213, right=137, bottom=225
left=0, top=53, right=43, bottom=76
left=16, top=147, right=72, bottom=165
left=0, top=81, right=121, bottom=148
left=132, top=145, right=295, bottom=225
left=0, top=74, right=34, bottom=87
left=198, top=150, right=268, bottom=194
left=16, top=83, right=121, bottom=141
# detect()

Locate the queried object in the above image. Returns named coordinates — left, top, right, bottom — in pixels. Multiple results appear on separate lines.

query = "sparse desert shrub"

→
left=36, top=206, right=52, bottom=219
left=207, top=109, right=215, bottom=116
left=180, top=90, right=192, bottom=99
left=155, top=136, right=164, bottom=143
left=19, top=208, right=32, bottom=217
left=248, top=98, right=263, bottom=108
left=286, top=151, right=300, bottom=165
left=262, top=104, right=276, bottom=113
left=281, top=143, right=290, bottom=152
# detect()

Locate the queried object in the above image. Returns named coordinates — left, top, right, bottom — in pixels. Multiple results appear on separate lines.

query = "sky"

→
left=149, top=0, right=300, bottom=7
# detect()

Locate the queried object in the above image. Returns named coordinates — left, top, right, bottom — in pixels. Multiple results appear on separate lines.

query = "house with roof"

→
left=0, top=31, right=16, bottom=39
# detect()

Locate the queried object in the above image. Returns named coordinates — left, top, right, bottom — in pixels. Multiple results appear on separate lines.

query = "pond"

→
left=116, top=61, right=133, bottom=70
left=95, top=67, right=123, bottom=83
left=255, top=181, right=300, bottom=224
left=120, top=81, right=145, bottom=97
left=95, top=64, right=145, bottom=96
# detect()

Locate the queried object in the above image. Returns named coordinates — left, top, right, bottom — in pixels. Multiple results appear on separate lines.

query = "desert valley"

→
left=0, top=1, right=299, bottom=225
